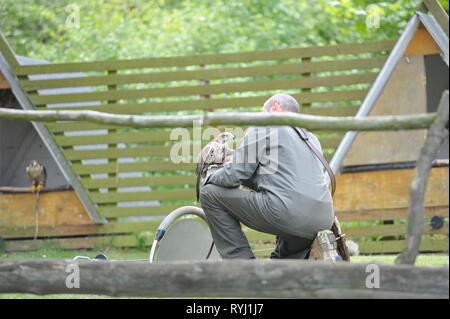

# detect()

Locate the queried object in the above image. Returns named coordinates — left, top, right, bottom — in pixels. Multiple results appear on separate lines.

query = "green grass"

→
left=351, top=254, right=449, bottom=267
left=1, top=248, right=448, bottom=299
left=0, top=247, right=149, bottom=261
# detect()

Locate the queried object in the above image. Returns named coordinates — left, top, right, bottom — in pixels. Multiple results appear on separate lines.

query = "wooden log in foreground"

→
left=0, top=259, right=448, bottom=298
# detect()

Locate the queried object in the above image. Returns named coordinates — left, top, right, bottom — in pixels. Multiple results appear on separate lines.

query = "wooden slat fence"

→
left=11, top=40, right=395, bottom=219
left=4, top=39, right=447, bottom=254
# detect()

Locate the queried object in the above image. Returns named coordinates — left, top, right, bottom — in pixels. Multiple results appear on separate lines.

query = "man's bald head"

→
left=263, top=94, right=300, bottom=113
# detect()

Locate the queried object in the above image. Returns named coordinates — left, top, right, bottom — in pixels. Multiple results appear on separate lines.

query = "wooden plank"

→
left=96, top=199, right=449, bottom=220
left=423, top=0, right=449, bottom=36
left=13, top=40, right=396, bottom=75
left=243, top=223, right=449, bottom=244
left=71, top=153, right=334, bottom=175
left=28, top=72, right=378, bottom=105
left=89, top=189, right=196, bottom=204
left=3, top=234, right=153, bottom=252
left=0, top=32, right=20, bottom=68
left=20, top=57, right=387, bottom=91
left=0, top=191, right=94, bottom=228
left=358, top=237, right=449, bottom=254
left=333, top=166, right=449, bottom=211
left=0, top=220, right=162, bottom=239
left=39, top=90, right=365, bottom=115
left=64, top=145, right=176, bottom=160
left=81, top=175, right=196, bottom=189
left=72, top=161, right=196, bottom=175
left=406, top=25, right=442, bottom=56
left=344, top=56, right=428, bottom=166
left=55, top=127, right=342, bottom=148
left=98, top=204, right=185, bottom=218
left=336, top=206, right=449, bottom=222
left=62, top=136, right=342, bottom=160
left=55, top=130, right=185, bottom=146
left=341, top=223, right=448, bottom=238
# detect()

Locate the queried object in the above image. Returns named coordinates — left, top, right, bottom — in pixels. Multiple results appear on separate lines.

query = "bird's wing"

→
left=40, top=165, right=47, bottom=187
left=197, top=143, right=213, bottom=175
left=27, top=167, right=40, bottom=184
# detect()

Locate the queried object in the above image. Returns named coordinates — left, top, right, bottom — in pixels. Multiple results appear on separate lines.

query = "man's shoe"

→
left=308, top=230, right=341, bottom=262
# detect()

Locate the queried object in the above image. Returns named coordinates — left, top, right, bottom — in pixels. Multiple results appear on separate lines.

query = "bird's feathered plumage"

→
left=26, top=160, right=47, bottom=189
left=196, top=132, right=234, bottom=200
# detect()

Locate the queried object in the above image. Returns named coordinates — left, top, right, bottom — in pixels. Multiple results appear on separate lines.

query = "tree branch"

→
left=396, top=90, right=449, bottom=265
left=0, top=107, right=437, bottom=131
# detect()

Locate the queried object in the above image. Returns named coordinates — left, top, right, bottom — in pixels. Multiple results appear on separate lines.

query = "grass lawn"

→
left=1, top=248, right=448, bottom=299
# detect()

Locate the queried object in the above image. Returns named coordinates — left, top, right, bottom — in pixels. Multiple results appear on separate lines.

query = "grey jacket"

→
left=206, top=126, right=334, bottom=239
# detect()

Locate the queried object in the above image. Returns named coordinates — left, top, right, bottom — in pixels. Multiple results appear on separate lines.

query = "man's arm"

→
left=205, top=127, right=267, bottom=188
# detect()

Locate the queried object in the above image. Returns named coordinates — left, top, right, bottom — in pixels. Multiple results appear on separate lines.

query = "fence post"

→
left=396, top=90, right=449, bottom=265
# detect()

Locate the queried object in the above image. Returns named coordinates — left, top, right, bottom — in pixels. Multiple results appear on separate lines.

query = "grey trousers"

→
left=200, top=184, right=313, bottom=259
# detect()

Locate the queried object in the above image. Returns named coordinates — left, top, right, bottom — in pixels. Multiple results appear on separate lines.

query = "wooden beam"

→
left=0, top=32, right=19, bottom=68
left=0, top=191, right=94, bottom=227
left=0, top=259, right=447, bottom=298
left=0, top=108, right=438, bottom=131
left=423, top=0, right=449, bottom=36
left=333, top=166, right=449, bottom=211
left=406, top=25, right=442, bottom=56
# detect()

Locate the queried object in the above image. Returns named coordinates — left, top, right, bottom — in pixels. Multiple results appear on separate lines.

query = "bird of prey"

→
left=26, top=160, right=47, bottom=193
left=196, top=132, right=234, bottom=201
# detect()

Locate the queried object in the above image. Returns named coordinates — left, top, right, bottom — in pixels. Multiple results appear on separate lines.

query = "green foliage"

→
left=1, top=0, right=447, bottom=63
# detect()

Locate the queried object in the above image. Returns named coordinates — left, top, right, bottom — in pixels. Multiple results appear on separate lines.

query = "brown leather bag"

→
left=293, top=127, right=350, bottom=261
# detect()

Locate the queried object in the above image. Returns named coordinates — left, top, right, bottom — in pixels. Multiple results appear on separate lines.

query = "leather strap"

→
left=292, top=127, right=336, bottom=197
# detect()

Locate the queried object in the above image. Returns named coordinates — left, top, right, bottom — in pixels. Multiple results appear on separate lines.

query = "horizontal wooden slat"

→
left=357, top=238, right=449, bottom=254
left=0, top=221, right=163, bottom=239
left=3, top=234, right=153, bottom=252
left=342, top=223, right=448, bottom=238
left=56, top=130, right=183, bottom=146
left=65, top=145, right=175, bottom=160
left=334, top=166, right=449, bottom=211
left=21, top=57, right=387, bottom=91
left=89, top=189, right=196, bottom=203
left=98, top=204, right=186, bottom=218
left=62, top=137, right=342, bottom=161
left=243, top=223, right=449, bottom=243
left=13, top=40, right=395, bottom=75
left=73, top=161, right=193, bottom=175
left=72, top=153, right=334, bottom=175
left=29, top=72, right=378, bottom=104
left=81, top=175, right=196, bottom=189
left=40, top=90, right=366, bottom=115
left=53, top=119, right=349, bottom=148
left=335, top=206, right=449, bottom=222
left=0, top=191, right=94, bottom=228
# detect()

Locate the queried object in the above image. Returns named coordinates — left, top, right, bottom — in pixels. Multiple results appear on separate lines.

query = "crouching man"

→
left=200, top=94, right=340, bottom=260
